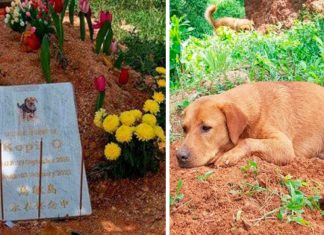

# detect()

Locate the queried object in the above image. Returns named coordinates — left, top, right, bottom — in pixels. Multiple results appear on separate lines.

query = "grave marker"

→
left=0, top=83, right=92, bottom=221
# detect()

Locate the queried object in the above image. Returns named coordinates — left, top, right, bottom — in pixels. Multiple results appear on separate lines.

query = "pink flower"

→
left=26, top=11, right=31, bottom=17
left=79, top=0, right=89, bottom=14
left=31, top=26, right=36, bottom=33
left=95, top=75, right=106, bottom=92
left=93, top=11, right=112, bottom=29
left=110, top=39, right=118, bottom=54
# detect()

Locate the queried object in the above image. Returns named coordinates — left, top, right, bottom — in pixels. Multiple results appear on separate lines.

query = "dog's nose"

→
left=176, top=147, right=191, bottom=162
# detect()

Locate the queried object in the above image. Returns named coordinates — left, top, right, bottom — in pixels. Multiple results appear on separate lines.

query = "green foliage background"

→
left=171, top=0, right=245, bottom=38
left=90, top=0, right=166, bottom=75
left=170, top=0, right=324, bottom=93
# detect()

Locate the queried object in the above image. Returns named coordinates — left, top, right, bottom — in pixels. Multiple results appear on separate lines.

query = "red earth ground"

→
left=170, top=91, right=324, bottom=235
left=245, top=0, right=324, bottom=28
left=0, top=17, right=165, bottom=234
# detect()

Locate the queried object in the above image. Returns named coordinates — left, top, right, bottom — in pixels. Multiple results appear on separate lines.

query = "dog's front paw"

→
left=214, top=153, right=240, bottom=168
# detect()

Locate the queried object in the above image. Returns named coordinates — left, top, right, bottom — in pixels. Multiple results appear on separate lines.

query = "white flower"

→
left=5, top=14, right=10, bottom=19
left=11, top=1, right=15, bottom=7
left=11, top=20, right=14, bottom=24
left=5, top=7, right=10, bottom=13
left=14, top=17, right=19, bottom=22
left=4, top=18, right=9, bottom=24
left=44, top=21, right=48, bottom=25
left=20, top=21, right=24, bottom=26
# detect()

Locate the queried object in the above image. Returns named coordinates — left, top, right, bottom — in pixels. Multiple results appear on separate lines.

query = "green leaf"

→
left=49, top=5, right=64, bottom=51
left=288, top=216, right=310, bottom=226
left=197, top=170, right=214, bottom=182
left=170, top=196, right=175, bottom=206
left=60, top=0, right=70, bottom=21
left=79, top=12, right=85, bottom=41
left=95, top=92, right=105, bottom=111
left=114, top=51, right=124, bottom=69
left=40, top=36, right=51, bottom=83
left=102, top=27, right=113, bottom=55
left=68, top=0, right=75, bottom=25
left=176, top=179, right=183, bottom=194
left=95, top=21, right=110, bottom=54
left=176, top=194, right=184, bottom=201
left=277, top=207, right=285, bottom=220
left=85, top=13, right=94, bottom=41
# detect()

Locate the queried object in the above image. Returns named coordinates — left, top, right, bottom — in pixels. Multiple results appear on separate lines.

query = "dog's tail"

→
left=205, top=4, right=217, bottom=27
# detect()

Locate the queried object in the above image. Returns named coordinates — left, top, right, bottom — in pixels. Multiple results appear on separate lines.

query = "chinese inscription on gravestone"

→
left=0, top=83, right=91, bottom=221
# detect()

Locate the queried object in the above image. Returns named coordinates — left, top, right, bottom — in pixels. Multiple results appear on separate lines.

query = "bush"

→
left=172, top=17, right=324, bottom=91
left=90, top=0, right=165, bottom=75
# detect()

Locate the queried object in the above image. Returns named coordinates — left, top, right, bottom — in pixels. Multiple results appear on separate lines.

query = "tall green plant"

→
left=40, top=36, right=51, bottom=83
left=95, top=22, right=113, bottom=55
left=170, top=15, right=193, bottom=87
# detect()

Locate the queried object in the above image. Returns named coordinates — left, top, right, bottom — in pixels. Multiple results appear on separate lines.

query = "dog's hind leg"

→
left=215, top=132, right=295, bottom=167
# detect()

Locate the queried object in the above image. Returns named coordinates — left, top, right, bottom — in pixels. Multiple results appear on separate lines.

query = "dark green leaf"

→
left=95, top=21, right=110, bottom=54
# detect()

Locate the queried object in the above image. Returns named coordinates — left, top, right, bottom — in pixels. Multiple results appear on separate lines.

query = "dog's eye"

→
left=201, top=125, right=212, bottom=133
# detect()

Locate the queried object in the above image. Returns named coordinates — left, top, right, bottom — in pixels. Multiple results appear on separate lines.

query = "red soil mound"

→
left=245, top=0, right=323, bottom=28
left=171, top=142, right=324, bottom=235
left=0, top=20, right=165, bottom=234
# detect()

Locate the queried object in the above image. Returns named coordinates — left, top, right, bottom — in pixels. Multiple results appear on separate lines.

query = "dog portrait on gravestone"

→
left=17, top=96, right=38, bottom=122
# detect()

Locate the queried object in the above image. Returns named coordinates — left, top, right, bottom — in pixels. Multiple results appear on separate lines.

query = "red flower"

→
left=50, top=0, right=64, bottom=13
left=79, top=0, right=90, bottom=14
left=22, top=31, right=41, bottom=51
left=95, top=75, right=106, bottom=92
left=119, top=68, right=129, bottom=85
left=93, top=11, right=112, bottom=29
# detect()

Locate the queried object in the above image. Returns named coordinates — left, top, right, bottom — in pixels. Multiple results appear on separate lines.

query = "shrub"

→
left=172, top=17, right=324, bottom=91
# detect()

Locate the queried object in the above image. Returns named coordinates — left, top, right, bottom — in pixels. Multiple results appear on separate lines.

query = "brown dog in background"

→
left=205, top=5, right=254, bottom=31
left=177, top=82, right=324, bottom=168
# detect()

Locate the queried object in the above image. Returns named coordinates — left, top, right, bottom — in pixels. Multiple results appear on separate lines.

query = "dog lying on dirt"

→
left=205, top=4, right=254, bottom=31
left=177, top=82, right=324, bottom=168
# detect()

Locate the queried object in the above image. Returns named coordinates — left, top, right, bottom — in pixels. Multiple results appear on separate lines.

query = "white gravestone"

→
left=0, top=83, right=92, bottom=221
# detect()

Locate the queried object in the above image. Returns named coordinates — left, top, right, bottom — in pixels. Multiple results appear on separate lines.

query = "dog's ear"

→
left=220, top=103, right=247, bottom=145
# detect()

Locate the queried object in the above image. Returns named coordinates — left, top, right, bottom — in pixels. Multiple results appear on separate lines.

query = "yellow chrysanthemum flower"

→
left=157, top=79, right=166, bottom=88
left=129, top=109, right=142, bottom=120
left=153, top=92, right=165, bottom=104
left=142, top=114, right=157, bottom=126
left=94, top=108, right=107, bottom=128
left=135, top=123, right=155, bottom=141
left=120, top=111, right=136, bottom=126
left=104, top=142, right=121, bottom=160
left=155, top=67, right=166, bottom=75
left=154, top=126, right=165, bottom=142
left=103, top=115, right=120, bottom=133
left=115, top=125, right=133, bottom=143
left=143, top=99, right=160, bottom=115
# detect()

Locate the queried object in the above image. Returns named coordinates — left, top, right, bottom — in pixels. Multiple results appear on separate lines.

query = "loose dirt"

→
left=245, top=0, right=322, bottom=28
left=0, top=18, right=165, bottom=234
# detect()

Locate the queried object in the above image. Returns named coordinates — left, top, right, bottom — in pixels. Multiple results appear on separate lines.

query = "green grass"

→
left=277, top=175, right=322, bottom=225
left=171, top=15, right=324, bottom=91
left=197, top=170, right=214, bottom=182
left=230, top=161, right=323, bottom=226
left=170, top=179, right=185, bottom=206
left=90, top=0, right=165, bottom=75
left=171, top=0, right=245, bottom=38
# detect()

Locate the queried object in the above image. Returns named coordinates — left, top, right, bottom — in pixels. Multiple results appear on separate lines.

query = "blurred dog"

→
left=177, top=82, right=324, bottom=168
left=205, top=5, right=254, bottom=31
left=17, top=97, right=38, bottom=121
